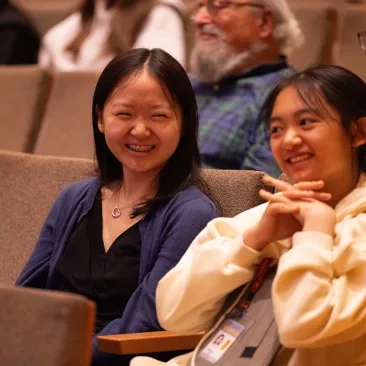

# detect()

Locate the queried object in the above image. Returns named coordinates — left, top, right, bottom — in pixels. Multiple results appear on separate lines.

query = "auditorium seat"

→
left=0, top=66, right=49, bottom=153
left=34, top=71, right=100, bottom=159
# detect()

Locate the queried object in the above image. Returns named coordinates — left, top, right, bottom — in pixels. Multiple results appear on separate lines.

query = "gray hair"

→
left=256, top=0, right=304, bottom=55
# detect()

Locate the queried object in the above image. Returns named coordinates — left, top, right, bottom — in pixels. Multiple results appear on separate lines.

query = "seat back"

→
left=0, top=150, right=94, bottom=284
left=0, top=284, right=95, bottom=366
left=337, top=6, right=366, bottom=80
left=34, top=71, right=100, bottom=158
left=0, top=66, right=49, bottom=153
left=202, top=169, right=269, bottom=217
left=289, top=4, right=339, bottom=69
left=0, top=150, right=269, bottom=284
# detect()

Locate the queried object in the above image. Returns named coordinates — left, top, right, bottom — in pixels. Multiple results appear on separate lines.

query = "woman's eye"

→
left=270, top=126, right=282, bottom=135
left=117, top=112, right=131, bottom=117
left=153, top=114, right=168, bottom=119
left=299, top=118, right=314, bottom=126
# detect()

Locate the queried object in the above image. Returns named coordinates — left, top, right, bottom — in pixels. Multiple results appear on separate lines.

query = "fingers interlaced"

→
left=262, top=175, right=331, bottom=202
left=260, top=189, right=296, bottom=206
left=259, top=189, right=300, bottom=214
left=263, top=174, right=292, bottom=191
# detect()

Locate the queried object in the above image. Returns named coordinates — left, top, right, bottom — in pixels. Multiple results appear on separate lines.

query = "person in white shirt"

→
left=131, top=64, right=366, bottom=366
left=39, top=0, right=186, bottom=71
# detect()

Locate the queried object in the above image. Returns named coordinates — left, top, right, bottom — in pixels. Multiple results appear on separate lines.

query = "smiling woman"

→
left=97, top=69, right=181, bottom=185
left=130, top=65, right=366, bottom=366
left=15, top=48, right=218, bottom=366
left=262, top=65, right=366, bottom=206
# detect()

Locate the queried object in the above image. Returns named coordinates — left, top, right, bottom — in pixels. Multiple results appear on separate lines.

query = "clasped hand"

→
left=243, top=175, right=336, bottom=252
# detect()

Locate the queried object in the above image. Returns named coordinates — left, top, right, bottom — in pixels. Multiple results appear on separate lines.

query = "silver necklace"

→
left=111, top=202, right=132, bottom=218
left=111, top=197, right=138, bottom=218
left=112, top=206, right=121, bottom=218
left=111, top=190, right=127, bottom=218
left=111, top=188, right=150, bottom=218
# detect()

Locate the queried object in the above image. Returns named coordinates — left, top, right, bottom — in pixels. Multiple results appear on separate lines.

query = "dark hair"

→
left=261, top=64, right=366, bottom=173
left=92, top=48, right=211, bottom=217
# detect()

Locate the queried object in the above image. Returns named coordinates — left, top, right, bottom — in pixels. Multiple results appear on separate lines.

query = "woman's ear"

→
left=98, top=119, right=104, bottom=133
left=351, top=117, right=366, bottom=148
left=96, top=105, right=104, bottom=133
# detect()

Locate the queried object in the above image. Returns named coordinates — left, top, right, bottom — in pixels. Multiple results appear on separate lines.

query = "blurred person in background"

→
left=39, top=0, right=187, bottom=71
left=0, top=0, right=39, bottom=64
left=190, top=0, right=303, bottom=176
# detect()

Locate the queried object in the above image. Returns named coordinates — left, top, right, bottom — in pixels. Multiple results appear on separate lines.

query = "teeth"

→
left=127, top=145, right=154, bottom=152
left=289, top=154, right=312, bottom=164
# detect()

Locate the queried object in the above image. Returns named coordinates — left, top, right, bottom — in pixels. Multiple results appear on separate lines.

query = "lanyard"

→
left=228, top=258, right=273, bottom=319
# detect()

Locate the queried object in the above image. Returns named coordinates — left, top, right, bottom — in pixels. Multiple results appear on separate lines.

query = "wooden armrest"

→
left=97, top=331, right=204, bottom=355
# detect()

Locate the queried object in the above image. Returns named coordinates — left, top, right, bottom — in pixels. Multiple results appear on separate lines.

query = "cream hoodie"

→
left=131, top=173, right=366, bottom=366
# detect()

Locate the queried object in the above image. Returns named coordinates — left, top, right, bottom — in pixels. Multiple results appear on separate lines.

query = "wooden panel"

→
left=289, top=4, right=339, bottom=69
left=337, top=6, right=366, bottom=81
left=97, top=331, right=204, bottom=355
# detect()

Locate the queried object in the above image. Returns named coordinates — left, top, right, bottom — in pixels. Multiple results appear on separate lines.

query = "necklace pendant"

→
left=112, top=207, right=121, bottom=218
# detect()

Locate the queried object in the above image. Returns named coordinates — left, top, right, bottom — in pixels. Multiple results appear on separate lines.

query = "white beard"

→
left=189, top=26, right=267, bottom=84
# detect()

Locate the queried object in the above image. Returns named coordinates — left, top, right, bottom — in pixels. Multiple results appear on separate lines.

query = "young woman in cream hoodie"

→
left=131, top=64, right=366, bottom=366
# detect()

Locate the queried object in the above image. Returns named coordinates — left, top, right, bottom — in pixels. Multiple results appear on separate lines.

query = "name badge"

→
left=199, top=317, right=254, bottom=364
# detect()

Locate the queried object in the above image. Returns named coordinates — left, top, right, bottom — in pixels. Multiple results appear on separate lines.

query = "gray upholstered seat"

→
left=0, top=66, right=49, bottom=153
left=0, top=150, right=270, bottom=284
left=0, top=149, right=272, bottom=357
left=34, top=71, right=100, bottom=159
left=0, top=284, right=95, bottom=366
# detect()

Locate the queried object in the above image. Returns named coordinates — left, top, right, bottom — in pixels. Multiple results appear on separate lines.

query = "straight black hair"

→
left=92, top=48, right=212, bottom=217
left=261, top=64, right=366, bottom=173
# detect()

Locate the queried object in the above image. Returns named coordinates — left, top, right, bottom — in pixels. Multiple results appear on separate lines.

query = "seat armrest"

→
left=97, top=331, right=204, bottom=355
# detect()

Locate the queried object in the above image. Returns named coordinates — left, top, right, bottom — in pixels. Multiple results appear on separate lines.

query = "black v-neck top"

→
left=50, top=190, right=141, bottom=333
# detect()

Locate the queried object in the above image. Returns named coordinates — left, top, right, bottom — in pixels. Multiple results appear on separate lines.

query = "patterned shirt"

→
left=191, top=57, right=295, bottom=176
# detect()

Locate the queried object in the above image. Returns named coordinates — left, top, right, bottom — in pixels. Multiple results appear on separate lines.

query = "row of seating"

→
left=0, top=149, right=270, bottom=364
left=9, top=0, right=364, bottom=38
left=8, top=0, right=366, bottom=74
left=4, top=0, right=364, bottom=76
left=0, top=149, right=269, bottom=284
left=0, top=67, right=98, bottom=157
left=290, top=2, right=365, bottom=78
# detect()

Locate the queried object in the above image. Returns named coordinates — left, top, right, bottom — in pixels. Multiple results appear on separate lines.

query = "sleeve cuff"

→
left=227, top=234, right=261, bottom=268
left=292, top=231, right=334, bottom=251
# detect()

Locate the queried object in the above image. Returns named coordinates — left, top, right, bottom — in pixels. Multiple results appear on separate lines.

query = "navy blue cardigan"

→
left=16, top=177, right=218, bottom=365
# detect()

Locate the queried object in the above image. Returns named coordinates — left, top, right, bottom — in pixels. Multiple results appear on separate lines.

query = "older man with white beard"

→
left=190, top=0, right=303, bottom=176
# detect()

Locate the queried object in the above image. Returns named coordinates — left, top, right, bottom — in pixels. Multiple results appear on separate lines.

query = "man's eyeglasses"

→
left=358, top=31, right=366, bottom=51
left=194, top=0, right=265, bottom=16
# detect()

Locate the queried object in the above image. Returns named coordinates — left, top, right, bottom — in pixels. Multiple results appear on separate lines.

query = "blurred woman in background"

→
left=39, top=0, right=187, bottom=71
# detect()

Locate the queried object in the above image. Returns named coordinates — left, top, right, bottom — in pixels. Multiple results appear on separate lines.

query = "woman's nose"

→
left=282, top=129, right=302, bottom=149
left=130, top=122, right=151, bottom=138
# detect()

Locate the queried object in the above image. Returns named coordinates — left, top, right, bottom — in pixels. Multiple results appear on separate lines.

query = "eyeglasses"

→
left=194, top=0, right=265, bottom=17
left=358, top=31, right=366, bottom=51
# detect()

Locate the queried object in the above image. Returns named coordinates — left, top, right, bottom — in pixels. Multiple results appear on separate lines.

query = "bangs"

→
left=261, top=72, right=341, bottom=141
left=292, top=78, right=339, bottom=123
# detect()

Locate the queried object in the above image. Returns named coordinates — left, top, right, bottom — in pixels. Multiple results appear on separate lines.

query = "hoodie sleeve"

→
left=156, top=203, right=269, bottom=334
left=272, top=212, right=366, bottom=348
